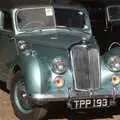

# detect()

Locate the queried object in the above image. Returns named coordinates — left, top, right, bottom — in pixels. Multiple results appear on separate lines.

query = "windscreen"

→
left=16, top=7, right=86, bottom=31
left=17, top=7, right=55, bottom=30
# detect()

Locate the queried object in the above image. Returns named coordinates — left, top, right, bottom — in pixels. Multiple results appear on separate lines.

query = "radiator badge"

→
left=88, top=89, right=94, bottom=96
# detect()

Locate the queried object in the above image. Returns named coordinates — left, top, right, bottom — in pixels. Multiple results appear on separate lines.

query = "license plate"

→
left=70, top=98, right=112, bottom=109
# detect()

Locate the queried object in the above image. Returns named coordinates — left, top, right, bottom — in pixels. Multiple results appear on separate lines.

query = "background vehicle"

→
left=1, top=3, right=120, bottom=120
left=79, top=0, right=120, bottom=54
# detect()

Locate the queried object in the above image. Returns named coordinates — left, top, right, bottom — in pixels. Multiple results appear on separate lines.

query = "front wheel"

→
left=10, top=72, right=47, bottom=120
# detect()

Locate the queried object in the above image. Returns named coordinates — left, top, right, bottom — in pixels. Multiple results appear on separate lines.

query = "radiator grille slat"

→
left=70, top=44, right=100, bottom=90
left=88, top=49, right=100, bottom=88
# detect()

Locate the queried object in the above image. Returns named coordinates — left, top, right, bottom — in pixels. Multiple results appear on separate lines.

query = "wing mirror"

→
left=0, top=11, right=4, bottom=29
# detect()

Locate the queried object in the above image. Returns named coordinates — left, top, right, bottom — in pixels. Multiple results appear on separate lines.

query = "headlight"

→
left=52, top=57, right=67, bottom=74
left=107, top=56, right=120, bottom=72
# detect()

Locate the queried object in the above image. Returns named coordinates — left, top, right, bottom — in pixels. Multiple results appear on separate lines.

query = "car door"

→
left=0, top=10, right=17, bottom=82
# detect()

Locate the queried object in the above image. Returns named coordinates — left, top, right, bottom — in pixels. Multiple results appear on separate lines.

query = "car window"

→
left=17, top=7, right=55, bottom=30
left=15, top=7, right=88, bottom=32
left=55, top=8, right=85, bottom=28
left=108, top=6, right=120, bottom=21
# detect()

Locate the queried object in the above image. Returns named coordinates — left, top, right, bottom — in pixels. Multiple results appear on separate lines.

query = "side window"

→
left=107, top=6, right=120, bottom=22
left=4, top=11, right=12, bottom=30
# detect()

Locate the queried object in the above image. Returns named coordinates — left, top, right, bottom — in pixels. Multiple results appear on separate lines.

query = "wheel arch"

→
left=7, top=63, right=23, bottom=90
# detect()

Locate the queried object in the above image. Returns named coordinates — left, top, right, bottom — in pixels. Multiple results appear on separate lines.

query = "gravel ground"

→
left=0, top=90, right=18, bottom=120
left=1, top=88, right=120, bottom=120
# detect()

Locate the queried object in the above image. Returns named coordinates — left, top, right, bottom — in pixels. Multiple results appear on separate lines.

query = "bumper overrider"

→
left=28, top=89, right=120, bottom=109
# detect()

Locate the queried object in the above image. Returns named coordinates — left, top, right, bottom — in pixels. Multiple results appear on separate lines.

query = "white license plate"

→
left=70, top=98, right=111, bottom=109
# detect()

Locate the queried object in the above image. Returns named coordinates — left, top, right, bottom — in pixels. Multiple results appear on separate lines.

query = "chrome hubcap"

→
left=15, top=80, right=32, bottom=113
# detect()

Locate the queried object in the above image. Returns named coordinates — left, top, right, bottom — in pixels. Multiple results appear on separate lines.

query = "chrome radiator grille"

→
left=70, top=44, right=100, bottom=90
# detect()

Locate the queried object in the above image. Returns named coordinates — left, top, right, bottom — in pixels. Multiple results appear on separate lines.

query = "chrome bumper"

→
left=28, top=93, right=68, bottom=105
left=28, top=90, right=120, bottom=106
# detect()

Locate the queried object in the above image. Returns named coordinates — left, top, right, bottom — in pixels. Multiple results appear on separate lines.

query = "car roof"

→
left=13, top=4, right=85, bottom=10
left=0, top=4, right=85, bottom=13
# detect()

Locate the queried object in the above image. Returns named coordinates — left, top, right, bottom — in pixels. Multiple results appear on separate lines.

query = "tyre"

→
left=10, top=72, right=47, bottom=120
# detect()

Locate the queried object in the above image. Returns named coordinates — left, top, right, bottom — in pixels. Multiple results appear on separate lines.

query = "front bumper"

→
left=28, top=93, right=68, bottom=105
left=28, top=89, right=120, bottom=107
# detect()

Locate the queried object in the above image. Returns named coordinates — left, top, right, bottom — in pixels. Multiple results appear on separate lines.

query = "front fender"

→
left=17, top=45, right=73, bottom=96
left=20, top=54, right=49, bottom=95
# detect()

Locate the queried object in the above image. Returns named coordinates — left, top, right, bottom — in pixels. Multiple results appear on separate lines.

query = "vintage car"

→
left=1, top=4, right=120, bottom=120
left=84, top=2, right=120, bottom=54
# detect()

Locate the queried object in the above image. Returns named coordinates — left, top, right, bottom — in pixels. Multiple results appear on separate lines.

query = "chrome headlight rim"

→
left=51, top=57, right=68, bottom=74
left=107, top=56, right=120, bottom=72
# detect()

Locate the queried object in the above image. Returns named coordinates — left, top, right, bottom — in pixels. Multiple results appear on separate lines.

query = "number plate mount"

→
left=68, top=97, right=114, bottom=110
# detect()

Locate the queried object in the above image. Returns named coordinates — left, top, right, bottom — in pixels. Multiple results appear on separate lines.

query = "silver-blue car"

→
left=0, top=4, right=120, bottom=120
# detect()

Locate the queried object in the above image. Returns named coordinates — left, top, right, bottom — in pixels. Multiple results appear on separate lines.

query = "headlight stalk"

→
left=17, top=40, right=36, bottom=56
